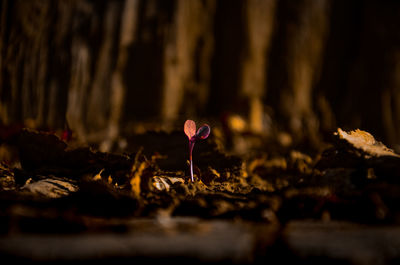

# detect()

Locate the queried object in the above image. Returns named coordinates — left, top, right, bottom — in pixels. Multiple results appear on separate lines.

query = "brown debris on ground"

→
left=1, top=127, right=400, bottom=264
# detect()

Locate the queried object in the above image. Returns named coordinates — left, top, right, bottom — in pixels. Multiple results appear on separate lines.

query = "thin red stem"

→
left=189, top=139, right=195, bottom=182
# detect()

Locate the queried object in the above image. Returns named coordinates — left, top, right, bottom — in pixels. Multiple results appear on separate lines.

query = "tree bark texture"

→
left=1, top=0, right=400, bottom=149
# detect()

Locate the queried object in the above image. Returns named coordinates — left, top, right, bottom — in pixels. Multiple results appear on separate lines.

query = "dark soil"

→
left=1, top=126, right=400, bottom=264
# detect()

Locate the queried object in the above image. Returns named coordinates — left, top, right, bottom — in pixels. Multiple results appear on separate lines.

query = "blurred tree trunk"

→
left=162, top=0, right=216, bottom=125
left=266, top=0, right=330, bottom=147
left=66, top=1, right=120, bottom=142
left=241, top=0, right=276, bottom=134
left=346, top=1, right=400, bottom=151
left=0, top=0, right=134, bottom=144
left=107, top=0, right=139, bottom=148
left=1, top=0, right=400, bottom=150
left=317, top=1, right=400, bottom=151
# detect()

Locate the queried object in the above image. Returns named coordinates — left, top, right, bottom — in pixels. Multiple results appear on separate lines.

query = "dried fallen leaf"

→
left=335, top=128, right=400, bottom=158
left=22, top=178, right=78, bottom=198
left=152, top=176, right=185, bottom=192
left=130, top=162, right=147, bottom=198
left=93, top=169, right=105, bottom=181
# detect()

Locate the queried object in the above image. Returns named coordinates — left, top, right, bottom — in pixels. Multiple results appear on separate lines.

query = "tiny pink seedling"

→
left=184, top=120, right=211, bottom=182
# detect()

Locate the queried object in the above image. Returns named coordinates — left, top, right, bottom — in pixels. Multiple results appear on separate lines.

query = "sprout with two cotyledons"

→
left=184, top=120, right=211, bottom=182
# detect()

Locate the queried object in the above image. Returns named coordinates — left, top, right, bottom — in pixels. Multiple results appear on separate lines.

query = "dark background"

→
left=1, top=0, right=399, bottom=151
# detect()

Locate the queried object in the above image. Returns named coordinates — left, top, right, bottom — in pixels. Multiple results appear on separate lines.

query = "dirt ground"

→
left=1, top=124, right=400, bottom=264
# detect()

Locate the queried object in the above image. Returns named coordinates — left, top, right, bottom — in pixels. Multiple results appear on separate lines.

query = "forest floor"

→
left=1, top=123, right=400, bottom=264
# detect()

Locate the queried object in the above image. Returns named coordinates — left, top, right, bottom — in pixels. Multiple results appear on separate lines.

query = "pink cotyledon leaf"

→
left=184, top=120, right=196, bottom=140
left=196, top=124, right=210, bottom=140
left=184, top=120, right=211, bottom=182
